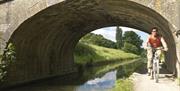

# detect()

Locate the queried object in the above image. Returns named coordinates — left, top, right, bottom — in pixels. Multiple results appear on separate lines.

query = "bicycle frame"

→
left=151, top=48, right=162, bottom=83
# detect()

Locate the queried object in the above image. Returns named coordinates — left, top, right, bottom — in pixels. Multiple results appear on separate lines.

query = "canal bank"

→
left=3, top=58, right=144, bottom=91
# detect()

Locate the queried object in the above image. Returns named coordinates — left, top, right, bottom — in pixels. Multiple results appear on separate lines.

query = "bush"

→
left=80, top=33, right=117, bottom=49
left=0, top=43, right=16, bottom=82
left=122, top=42, right=139, bottom=54
left=74, top=42, right=95, bottom=56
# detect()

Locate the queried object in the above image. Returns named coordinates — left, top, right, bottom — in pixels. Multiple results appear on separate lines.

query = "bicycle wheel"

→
left=153, top=62, right=156, bottom=80
left=156, top=60, right=159, bottom=83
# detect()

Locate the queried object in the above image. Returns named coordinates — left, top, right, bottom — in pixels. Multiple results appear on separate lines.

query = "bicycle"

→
left=151, top=47, right=163, bottom=83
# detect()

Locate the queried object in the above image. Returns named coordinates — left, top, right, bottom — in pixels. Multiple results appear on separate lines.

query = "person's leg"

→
left=147, top=48, right=153, bottom=75
left=156, top=50, right=162, bottom=59
left=156, top=49, right=162, bottom=68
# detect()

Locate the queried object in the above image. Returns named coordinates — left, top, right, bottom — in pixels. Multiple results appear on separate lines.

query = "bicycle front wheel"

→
left=155, top=62, right=159, bottom=83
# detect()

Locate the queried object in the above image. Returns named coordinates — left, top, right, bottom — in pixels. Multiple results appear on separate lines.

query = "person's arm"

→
left=161, top=37, right=168, bottom=51
left=144, top=36, right=150, bottom=49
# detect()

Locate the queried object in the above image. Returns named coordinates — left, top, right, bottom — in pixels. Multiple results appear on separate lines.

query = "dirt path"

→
left=130, top=69, right=180, bottom=91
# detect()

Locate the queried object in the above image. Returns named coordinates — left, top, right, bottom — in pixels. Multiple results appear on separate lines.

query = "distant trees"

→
left=122, top=31, right=143, bottom=54
left=122, top=31, right=143, bottom=50
left=122, top=42, right=139, bottom=54
left=80, top=27, right=143, bottom=55
left=115, top=26, right=143, bottom=54
left=116, top=26, right=123, bottom=49
left=80, top=33, right=117, bottom=49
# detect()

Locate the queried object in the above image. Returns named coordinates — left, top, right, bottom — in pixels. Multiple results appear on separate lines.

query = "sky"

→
left=91, top=26, right=149, bottom=45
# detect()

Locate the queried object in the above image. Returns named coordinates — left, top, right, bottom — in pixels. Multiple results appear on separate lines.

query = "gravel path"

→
left=130, top=71, right=180, bottom=91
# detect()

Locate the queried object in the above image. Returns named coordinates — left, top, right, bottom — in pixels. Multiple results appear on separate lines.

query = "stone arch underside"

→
left=2, top=0, right=177, bottom=87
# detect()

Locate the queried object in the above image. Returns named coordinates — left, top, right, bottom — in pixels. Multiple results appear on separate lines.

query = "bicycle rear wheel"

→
left=155, top=62, right=159, bottom=83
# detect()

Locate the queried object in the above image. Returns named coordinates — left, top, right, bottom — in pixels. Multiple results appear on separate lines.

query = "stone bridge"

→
left=0, top=0, right=180, bottom=87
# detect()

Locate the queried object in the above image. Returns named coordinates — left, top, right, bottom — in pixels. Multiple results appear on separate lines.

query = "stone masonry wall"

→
left=0, top=0, right=179, bottom=87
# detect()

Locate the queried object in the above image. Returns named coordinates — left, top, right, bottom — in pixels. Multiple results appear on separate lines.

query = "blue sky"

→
left=92, top=26, right=149, bottom=45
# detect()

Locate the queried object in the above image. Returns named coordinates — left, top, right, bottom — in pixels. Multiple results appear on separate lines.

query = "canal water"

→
left=5, top=59, right=143, bottom=91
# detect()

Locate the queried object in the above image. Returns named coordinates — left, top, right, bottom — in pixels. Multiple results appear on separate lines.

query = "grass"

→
left=113, top=79, right=133, bottom=91
left=112, top=59, right=144, bottom=91
left=74, top=42, right=142, bottom=91
left=74, top=43, right=139, bottom=65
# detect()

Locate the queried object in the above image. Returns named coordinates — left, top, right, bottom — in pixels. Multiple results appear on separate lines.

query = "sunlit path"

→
left=131, top=71, right=180, bottom=91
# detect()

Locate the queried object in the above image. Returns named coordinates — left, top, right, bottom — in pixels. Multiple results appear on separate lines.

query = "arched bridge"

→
left=0, top=0, right=180, bottom=87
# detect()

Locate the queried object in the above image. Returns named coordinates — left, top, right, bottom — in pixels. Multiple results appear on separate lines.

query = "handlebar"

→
left=152, top=47, right=163, bottom=50
left=146, top=47, right=165, bottom=51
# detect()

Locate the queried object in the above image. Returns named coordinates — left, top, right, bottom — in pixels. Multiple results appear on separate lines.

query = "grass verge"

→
left=113, top=78, right=133, bottom=91
left=74, top=43, right=139, bottom=65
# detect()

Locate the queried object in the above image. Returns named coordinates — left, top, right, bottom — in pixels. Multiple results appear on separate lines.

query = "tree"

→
left=140, top=48, right=146, bottom=57
left=80, top=33, right=117, bottom=49
left=116, top=26, right=123, bottom=49
left=122, top=31, right=143, bottom=55
left=97, top=38, right=117, bottom=49
left=122, top=42, right=139, bottom=54
left=123, top=31, right=143, bottom=50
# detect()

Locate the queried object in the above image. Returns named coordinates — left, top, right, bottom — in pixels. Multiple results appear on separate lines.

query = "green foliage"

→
left=116, top=26, right=123, bottom=49
left=113, top=79, right=133, bottom=91
left=95, top=58, right=142, bottom=77
left=86, top=59, right=141, bottom=91
left=0, top=43, right=16, bottom=82
left=74, top=42, right=97, bottom=65
left=123, top=31, right=143, bottom=50
left=74, top=42, right=95, bottom=56
left=122, top=42, right=139, bottom=54
left=74, top=42, right=139, bottom=65
left=112, top=59, right=144, bottom=91
left=4, top=43, right=16, bottom=62
left=80, top=58, right=143, bottom=91
left=140, top=48, right=147, bottom=57
left=80, top=33, right=117, bottom=49
left=122, top=31, right=143, bottom=54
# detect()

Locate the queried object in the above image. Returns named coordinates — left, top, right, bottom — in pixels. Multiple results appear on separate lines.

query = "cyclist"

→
left=144, top=27, right=168, bottom=77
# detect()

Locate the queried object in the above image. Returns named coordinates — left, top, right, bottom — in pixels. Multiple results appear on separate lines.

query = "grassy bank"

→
left=78, top=58, right=144, bottom=89
left=74, top=42, right=142, bottom=91
left=113, top=79, right=133, bottom=91
left=111, top=59, right=145, bottom=91
left=74, top=43, right=139, bottom=65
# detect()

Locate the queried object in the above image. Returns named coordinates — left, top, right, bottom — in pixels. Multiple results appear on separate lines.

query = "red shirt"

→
left=148, top=36, right=162, bottom=48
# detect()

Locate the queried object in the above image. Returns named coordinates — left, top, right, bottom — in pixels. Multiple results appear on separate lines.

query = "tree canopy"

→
left=122, top=31, right=143, bottom=54
left=116, top=26, right=123, bottom=49
left=80, top=33, right=117, bottom=49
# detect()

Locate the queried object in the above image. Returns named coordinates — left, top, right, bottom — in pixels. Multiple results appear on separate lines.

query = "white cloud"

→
left=92, top=27, right=116, bottom=42
left=121, top=27, right=139, bottom=32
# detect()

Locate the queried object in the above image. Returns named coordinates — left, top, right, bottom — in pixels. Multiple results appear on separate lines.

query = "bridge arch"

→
left=1, top=0, right=178, bottom=86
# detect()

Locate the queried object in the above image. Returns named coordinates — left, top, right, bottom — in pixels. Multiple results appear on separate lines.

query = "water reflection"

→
left=5, top=70, right=117, bottom=91
left=77, top=71, right=117, bottom=91
left=5, top=59, right=142, bottom=91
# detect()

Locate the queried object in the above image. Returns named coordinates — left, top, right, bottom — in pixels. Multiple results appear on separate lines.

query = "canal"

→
left=5, top=59, right=143, bottom=91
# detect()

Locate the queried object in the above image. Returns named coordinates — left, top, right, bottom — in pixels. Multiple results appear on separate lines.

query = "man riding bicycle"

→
left=144, top=27, right=168, bottom=78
